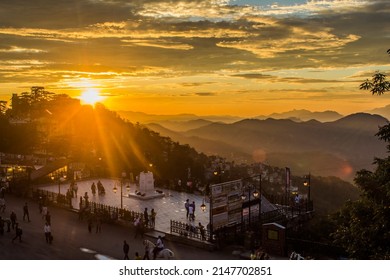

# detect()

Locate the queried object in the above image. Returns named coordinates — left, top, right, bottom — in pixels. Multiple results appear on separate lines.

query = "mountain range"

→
left=118, top=104, right=390, bottom=124
left=117, top=108, right=389, bottom=182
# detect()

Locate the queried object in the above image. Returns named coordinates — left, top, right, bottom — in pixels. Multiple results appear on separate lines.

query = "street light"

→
left=303, top=173, right=311, bottom=210
left=200, top=190, right=207, bottom=212
left=241, top=175, right=261, bottom=228
left=113, top=171, right=130, bottom=210
left=51, top=172, right=67, bottom=195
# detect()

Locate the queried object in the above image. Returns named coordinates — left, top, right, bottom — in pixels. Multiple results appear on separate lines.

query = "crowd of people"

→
left=0, top=194, right=53, bottom=246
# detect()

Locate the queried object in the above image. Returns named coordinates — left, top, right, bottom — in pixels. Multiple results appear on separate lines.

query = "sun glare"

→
left=79, top=88, right=105, bottom=106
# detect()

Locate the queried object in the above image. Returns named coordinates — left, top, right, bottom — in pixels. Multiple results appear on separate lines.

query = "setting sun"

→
left=78, top=89, right=105, bottom=106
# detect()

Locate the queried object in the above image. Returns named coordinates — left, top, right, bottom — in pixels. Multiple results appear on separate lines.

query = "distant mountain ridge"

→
left=368, top=104, right=390, bottom=120
left=257, top=109, right=343, bottom=122
left=145, top=113, right=389, bottom=181
left=117, top=111, right=242, bottom=124
left=118, top=107, right=389, bottom=125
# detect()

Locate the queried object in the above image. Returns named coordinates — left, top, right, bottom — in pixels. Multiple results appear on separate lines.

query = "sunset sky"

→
left=0, top=0, right=389, bottom=117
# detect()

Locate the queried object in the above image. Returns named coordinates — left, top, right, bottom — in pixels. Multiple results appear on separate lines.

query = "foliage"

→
left=332, top=52, right=390, bottom=259
left=359, top=49, right=390, bottom=95
left=0, top=100, right=6, bottom=115
left=331, top=151, right=390, bottom=259
left=0, top=89, right=212, bottom=187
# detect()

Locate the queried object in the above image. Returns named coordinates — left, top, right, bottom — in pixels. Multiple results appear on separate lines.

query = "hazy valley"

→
left=119, top=108, right=389, bottom=182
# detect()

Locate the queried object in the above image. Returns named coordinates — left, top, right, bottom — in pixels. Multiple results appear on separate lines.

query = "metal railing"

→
left=170, top=220, right=210, bottom=241
left=32, top=188, right=72, bottom=208
left=32, top=188, right=146, bottom=226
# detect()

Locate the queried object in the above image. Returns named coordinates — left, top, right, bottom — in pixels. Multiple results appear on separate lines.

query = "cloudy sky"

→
left=0, top=0, right=389, bottom=116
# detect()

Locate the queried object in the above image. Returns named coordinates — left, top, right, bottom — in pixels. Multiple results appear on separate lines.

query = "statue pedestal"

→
left=128, top=171, right=165, bottom=200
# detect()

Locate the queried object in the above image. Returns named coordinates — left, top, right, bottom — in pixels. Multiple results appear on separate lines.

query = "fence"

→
left=32, top=188, right=146, bottom=226
left=32, top=188, right=72, bottom=208
left=170, top=220, right=210, bottom=242
left=81, top=200, right=145, bottom=225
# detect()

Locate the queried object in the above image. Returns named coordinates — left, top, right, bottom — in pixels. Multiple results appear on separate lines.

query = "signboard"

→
left=210, top=179, right=242, bottom=230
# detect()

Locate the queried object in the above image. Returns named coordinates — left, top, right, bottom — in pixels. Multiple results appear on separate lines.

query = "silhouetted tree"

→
left=332, top=50, right=390, bottom=259
left=360, top=49, right=390, bottom=95
left=0, top=100, right=6, bottom=115
left=331, top=125, right=390, bottom=259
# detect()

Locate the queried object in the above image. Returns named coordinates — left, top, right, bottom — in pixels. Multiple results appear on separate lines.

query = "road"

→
left=0, top=193, right=239, bottom=260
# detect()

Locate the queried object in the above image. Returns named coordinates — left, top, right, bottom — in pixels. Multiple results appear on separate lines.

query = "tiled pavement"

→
left=36, top=178, right=211, bottom=234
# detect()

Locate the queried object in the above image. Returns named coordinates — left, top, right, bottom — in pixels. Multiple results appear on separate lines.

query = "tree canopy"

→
left=359, top=49, right=390, bottom=95
left=331, top=49, right=390, bottom=259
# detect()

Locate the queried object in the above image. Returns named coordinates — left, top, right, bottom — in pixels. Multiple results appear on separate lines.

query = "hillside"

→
left=148, top=113, right=388, bottom=181
left=368, top=104, right=390, bottom=120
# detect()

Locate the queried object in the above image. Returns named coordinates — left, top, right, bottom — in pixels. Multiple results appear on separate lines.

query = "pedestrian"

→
left=44, top=222, right=52, bottom=244
left=42, top=205, right=48, bottom=220
left=23, top=202, right=30, bottom=222
left=95, top=216, right=102, bottom=233
left=91, top=183, right=96, bottom=195
left=143, top=240, right=150, bottom=260
left=191, top=201, right=196, bottom=219
left=10, top=211, right=17, bottom=229
left=38, top=196, right=43, bottom=213
left=134, top=216, right=141, bottom=238
left=198, top=222, right=205, bottom=240
left=0, top=198, right=6, bottom=213
left=188, top=203, right=194, bottom=221
left=123, top=240, right=130, bottom=259
left=83, top=192, right=89, bottom=207
left=45, top=211, right=51, bottom=225
left=185, top=199, right=189, bottom=219
left=5, top=218, right=11, bottom=232
left=88, top=216, right=93, bottom=233
left=150, top=209, right=156, bottom=228
left=143, top=208, right=149, bottom=228
left=12, top=223, right=22, bottom=243
left=73, top=183, right=78, bottom=197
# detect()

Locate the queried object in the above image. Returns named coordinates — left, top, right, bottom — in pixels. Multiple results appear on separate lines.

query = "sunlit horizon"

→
left=0, top=0, right=389, bottom=117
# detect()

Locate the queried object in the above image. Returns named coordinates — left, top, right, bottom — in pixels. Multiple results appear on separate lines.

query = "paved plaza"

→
left=0, top=192, right=241, bottom=260
left=36, top=178, right=211, bottom=234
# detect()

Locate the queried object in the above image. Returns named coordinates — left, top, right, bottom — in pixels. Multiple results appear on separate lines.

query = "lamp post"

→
left=52, top=172, right=67, bottom=195
left=303, top=173, right=311, bottom=210
left=241, top=174, right=261, bottom=229
left=113, top=171, right=130, bottom=210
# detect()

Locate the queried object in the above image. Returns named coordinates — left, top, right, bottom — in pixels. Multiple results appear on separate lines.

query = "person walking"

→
left=134, top=216, right=142, bottom=238
left=143, top=208, right=149, bottom=228
left=123, top=240, right=130, bottom=259
left=91, top=183, right=96, bottom=196
left=88, top=216, right=93, bottom=233
left=10, top=211, right=17, bottom=229
left=143, top=240, right=150, bottom=260
left=73, top=182, right=78, bottom=197
left=150, top=209, right=156, bottom=229
left=42, top=205, right=48, bottom=220
left=185, top=199, right=190, bottom=219
left=198, top=222, right=205, bottom=240
left=188, top=203, right=194, bottom=221
left=191, top=201, right=196, bottom=219
left=23, top=202, right=30, bottom=222
left=44, top=222, right=52, bottom=244
left=95, top=216, right=102, bottom=233
left=45, top=211, right=51, bottom=225
left=12, top=223, right=22, bottom=243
